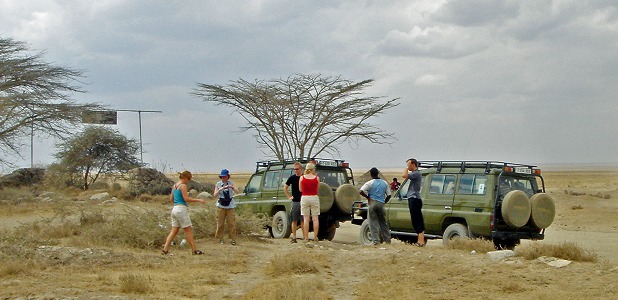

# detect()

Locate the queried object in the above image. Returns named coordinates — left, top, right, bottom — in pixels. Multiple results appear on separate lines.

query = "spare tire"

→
left=501, top=190, right=531, bottom=228
left=529, top=193, right=555, bottom=229
left=335, top=184, right=360, bottom=214
left=317, top=182, right=334, bottom=213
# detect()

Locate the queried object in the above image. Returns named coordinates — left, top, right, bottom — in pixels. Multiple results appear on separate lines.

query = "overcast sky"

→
left=1, top=0, right=617, bottom=173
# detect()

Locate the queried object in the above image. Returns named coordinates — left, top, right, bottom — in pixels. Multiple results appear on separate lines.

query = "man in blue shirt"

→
left=360, top=167, right=392, bottom=245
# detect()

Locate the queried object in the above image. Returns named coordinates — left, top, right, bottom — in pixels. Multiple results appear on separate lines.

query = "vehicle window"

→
left=500, top=176, right=535, bottom=197
left=458, top=174, right=487, bottom=195
left=280, top=169, right=293, bottom=187
left=396, top=179, right=410, bottom=199
left=316, top=170, right=346, bottom=187
left=429, top=175, right=456, bottom=195
left=264, top=170, right=281, bottom=189
left=245, top=174, right=263, bottom=193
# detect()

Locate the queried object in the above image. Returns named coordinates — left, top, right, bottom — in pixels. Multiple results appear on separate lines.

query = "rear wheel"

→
left=318, top=226, right=337, bottom=241
left=442, top=223, right=469, bottom=245
left=493, top=238, right=519, bottom=250
left=270, top=211, right=291, bottom=239
left=359, top=219, right=372, bottom=245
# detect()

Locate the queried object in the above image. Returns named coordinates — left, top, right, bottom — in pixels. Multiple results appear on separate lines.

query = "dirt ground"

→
left=1, top=170, right=617, bottom=299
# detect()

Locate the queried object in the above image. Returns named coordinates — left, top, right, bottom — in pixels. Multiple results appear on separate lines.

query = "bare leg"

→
left=291, top=220, right=298, bottom=239
left=163, top=227, right=180, bottom=252
left=418, top=232, right=426, bottom=246
left=183, top=226, right=197, bottom=252
left=302, top=215, right=310, bottom=240
left=312, top=215, right=319, bottom=241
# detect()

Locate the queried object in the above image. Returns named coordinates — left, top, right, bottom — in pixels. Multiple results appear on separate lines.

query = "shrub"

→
left=515, top=242, right=598, bottom=262
left=190, top=206, right=268, bottom=239
left=0, top=186, right=36, bottom=205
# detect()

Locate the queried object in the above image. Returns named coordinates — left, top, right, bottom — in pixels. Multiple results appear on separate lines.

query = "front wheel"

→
left=270, top=211, right=291, bottom=239
left=359, top=219, right=372, bottom=245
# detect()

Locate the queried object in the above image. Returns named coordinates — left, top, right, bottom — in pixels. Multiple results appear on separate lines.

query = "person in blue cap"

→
left=213, top=169, right=240, bottom=245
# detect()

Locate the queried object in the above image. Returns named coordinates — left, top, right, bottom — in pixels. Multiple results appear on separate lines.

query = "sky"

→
left=1, top=0, right=617, bottom=173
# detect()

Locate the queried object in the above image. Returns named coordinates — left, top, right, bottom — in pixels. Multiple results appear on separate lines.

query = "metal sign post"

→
left=116, top=109, right=162, bottom=164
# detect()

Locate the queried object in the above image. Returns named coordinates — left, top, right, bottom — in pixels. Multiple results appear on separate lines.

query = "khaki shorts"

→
left=171, top=205, right=192, bottom=228
left=300, top=195, right=320, bottom=216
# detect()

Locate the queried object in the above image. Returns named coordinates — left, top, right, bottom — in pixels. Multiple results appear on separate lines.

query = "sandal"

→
left=193, top=250, right=204, bottom=255
left=413, top=242, right=426, bottom=247
left=230, top=240, right=236, bottom=246
left=291, top=238, right=297, bottom=244
left=161, top=250, right=170, bottom=255
left=219, top=239, right=225, bottom=245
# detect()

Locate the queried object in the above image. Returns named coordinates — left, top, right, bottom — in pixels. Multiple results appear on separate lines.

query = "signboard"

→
left=82, top=110, right=117, bottom=125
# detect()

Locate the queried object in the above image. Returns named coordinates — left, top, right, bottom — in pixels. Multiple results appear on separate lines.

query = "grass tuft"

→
left=118, top=273, right=152, bottom=294
left=516, top=242, right=598, bottom=262
left=265, top=252, right=320, bottom=277
left=447, top=238, right=496, bottom=253
left=243, top=276, right=330, bottom=299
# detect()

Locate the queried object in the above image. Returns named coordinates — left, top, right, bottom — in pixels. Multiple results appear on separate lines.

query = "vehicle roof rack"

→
left=419, top=161, right=537, bottom=174
left=254, top=157, right=347, bottom=172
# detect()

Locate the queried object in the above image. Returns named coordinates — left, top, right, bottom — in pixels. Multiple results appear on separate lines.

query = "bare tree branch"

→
left=0, top=37, right=102, bottom=166
left=193, top=74, right=399, bottom=161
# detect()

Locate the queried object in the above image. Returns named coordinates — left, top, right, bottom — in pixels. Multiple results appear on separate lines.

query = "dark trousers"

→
left=407, top=197, right=425, bottom=233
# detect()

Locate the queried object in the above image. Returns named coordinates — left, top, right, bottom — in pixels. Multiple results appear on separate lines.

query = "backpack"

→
left=218, top=182, right=232, bottom=206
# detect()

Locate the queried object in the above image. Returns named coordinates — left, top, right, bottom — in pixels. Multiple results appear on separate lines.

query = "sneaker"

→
left=219, top=239, right=225, bottom=245
left=291, top=238, right=297, bottom=243
left=230, top=240, right=236, bottom=246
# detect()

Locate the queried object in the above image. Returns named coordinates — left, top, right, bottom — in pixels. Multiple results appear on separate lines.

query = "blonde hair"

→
left=304, top=163, right=315, bottom=174
left=179, top=171, right=192, bottom=180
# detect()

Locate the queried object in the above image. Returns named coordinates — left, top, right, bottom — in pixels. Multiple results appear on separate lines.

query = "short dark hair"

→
left=369, top=167, right=379, bottom=178
left=407, top=158, right=418, bottom=167
left=393, top=178, right=398, bottom=181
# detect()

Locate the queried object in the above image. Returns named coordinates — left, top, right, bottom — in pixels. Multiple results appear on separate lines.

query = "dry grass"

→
left=0, top=170, right=617, bottom=299
left=446, top=237, right=496, bottom=253
left=118, top=273, right=152, bottom=294
left=516, top=242, right=598, bottom=262
left=264, top=252, right=321, bottom=276
left=243, top=276, right=331, bottom=300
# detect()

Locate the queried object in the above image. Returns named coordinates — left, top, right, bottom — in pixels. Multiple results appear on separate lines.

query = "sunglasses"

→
left=294, top=168, right=300, bottom=170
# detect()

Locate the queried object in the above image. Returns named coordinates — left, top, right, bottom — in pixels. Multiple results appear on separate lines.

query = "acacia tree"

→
left=0, top=37, right=101, bottom=166
left=193, top=74, right=400, bottom=160
left=52, top=126, right=141, bottom=190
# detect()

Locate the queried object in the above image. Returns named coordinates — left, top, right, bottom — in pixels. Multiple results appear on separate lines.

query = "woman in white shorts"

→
left=162, top=171, right=207, bottom=255
left=299, top=163, right=320, bottom=241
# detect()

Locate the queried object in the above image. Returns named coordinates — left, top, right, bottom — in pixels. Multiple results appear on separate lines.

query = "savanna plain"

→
left=0, top=169, right=617, bottom=299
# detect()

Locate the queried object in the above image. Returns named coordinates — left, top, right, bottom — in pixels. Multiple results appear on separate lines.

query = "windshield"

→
left=316, top=169, right=348, bottom=187
left=499, top=175, right=538, bottom=197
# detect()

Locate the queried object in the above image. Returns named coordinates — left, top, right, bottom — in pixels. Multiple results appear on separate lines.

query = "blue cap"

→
left=219, top=169, right=230, bottom=178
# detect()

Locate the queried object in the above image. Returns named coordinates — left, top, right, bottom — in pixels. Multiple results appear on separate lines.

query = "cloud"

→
left=414, top=74, right=448, bottom=86
left=1, top=0, right=618, bottom=171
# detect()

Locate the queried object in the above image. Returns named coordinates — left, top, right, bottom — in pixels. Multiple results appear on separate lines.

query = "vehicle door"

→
left=261, top=169, right=283, bottom=212
left=452, top=174, right=491, bottom=237
left=238, top=173, right=264, bottom=213
left=422, top=174, right=456, bottom=234
left=385, top=178, right=413, bottom=232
